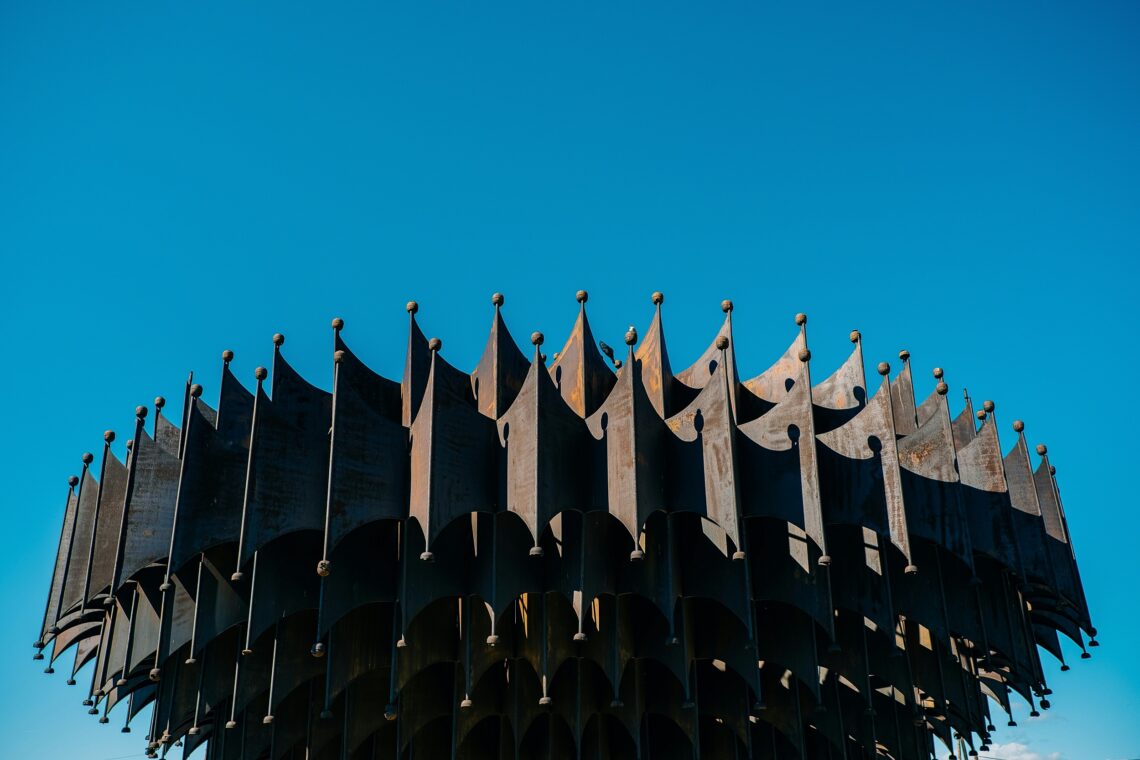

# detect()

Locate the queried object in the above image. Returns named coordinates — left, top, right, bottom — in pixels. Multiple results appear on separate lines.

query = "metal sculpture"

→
left=33, top=292, right=1097, bottom=759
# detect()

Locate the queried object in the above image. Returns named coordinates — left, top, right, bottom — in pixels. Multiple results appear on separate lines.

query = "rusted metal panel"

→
left=30, top=296, right=1094, bottom=759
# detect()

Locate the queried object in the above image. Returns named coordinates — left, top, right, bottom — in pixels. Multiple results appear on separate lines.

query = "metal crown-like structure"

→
left=35, top=293, right=1096, bottom=760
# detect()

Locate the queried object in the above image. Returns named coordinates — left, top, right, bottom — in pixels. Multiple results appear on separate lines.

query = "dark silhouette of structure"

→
left=34, top=293, right=1096, bottom=759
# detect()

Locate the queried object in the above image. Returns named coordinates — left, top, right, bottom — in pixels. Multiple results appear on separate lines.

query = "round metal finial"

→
left=877, top=362, right=890, bottom=376
left=976, top=410, right=986, bottom=420
left=254, top=366, right=268, bottom=381
left=82, top=452, right=94, bottom=465
left=272, top=333, right=285, bottom=347
left=576, top=290, right=588, bottom=304
left=68, top=475, right=79, bottom=487
left=383, top=704, right=398, bottom=721
left=460, top=698, right=473, bottom=710
left=331, top=317, right=344, bottom=330
left=936, top=382, right=949, bottom=396
left=795, top=312, right=807, bottom=326
left=1013, top=420, right=1025, bottom=433
left=491, top=292, right=504, bottom=306
left=154, top=396, right=166, bottom=410
left=190, top=384, right=203, bottom=398
left=428, top=337, right=442, bottom=352
left=716, top=336, right=729, bottom=350
left=104, top=430, right=115, bottom=444
left=721, top=299, right=733, bottom=313
left=625, top=326, right=638, bottom=346
left=899, top=349, right=910, bottom=362
left=486, top=634, right=500, bottom=646
left=333, top=350, right=345, bottom=364
left=136, top=405, right=148, bottom=419
left=222, top=349, right=234, bottom=363
left=651, top=291, right=664, bottom=305
left=933, top=367, right=944, bottom=379
left=849, top=330, right=861, bottom=343
left=982, top=400, right=995, bottom=413
left=531, top=332, right=544, bottom=346
left=1036, top=444, right=1047, bottom=456
left=799, top=348, right=812, bottom=362
left=316, top=559, right=331, bottom=577
left=310, top=642, right=326, bottom=658
left=406, top=300, right=419, bottom=314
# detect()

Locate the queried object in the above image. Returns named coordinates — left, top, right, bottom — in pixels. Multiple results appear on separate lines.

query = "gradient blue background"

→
left=2, top=2, right=1137, bottom=758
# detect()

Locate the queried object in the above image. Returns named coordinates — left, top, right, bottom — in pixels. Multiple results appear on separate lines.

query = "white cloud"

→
left=984, top=742, right=1063, bottom=760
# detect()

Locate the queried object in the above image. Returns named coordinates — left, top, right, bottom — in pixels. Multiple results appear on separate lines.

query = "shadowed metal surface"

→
left=32, top=293, right=1097, bottom=760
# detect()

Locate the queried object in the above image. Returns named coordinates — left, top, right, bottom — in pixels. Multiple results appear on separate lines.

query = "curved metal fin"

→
left=676, top=310, right=736, bottom=397
left=271, top=345, right=331, bottom=428
left=956, top=416, right=1005, bottom=493
left=1032, top=459, right=1065, bottom=543
left=737, top=353, right=825, bottom=555
left=89, top=451, right=129, bottom=600
left=116, top=426, right=183, bottom=592
left=409, top=350, right=498, bottom=549
left=817, top=375, right=912, bottom=566
left=42, top=485, right=80, bottom=643
left=635, top=299, right=676, bottom=418
left=897, top=391, right=975, bottom=571
left=402, top=308, right=432, bottom=428
left=218, top=364, right=255, bottom=445
left=1003, top=433, right=1041, bottom=518
left=897, top=393, right=957, bottom=484
left=240, top=378, right=330, bottom=568
left=154, top=413, right=181, bottom=457
left=915, top=373, right=945, bottom=428
left=49, top=620, right=99, bottom=666
left=327, top=345, right=408, bottom=551
left=1034, top=456, right=1091, bottom=630
left=665, top=358, right=742, bottom=550
left=60, top=469, right=99, bottom=619
left=812, top=336, right=866, bottom=412
left=335, top=331, right=401, bottom=421
left=548, top=301, right=616, bottom=418
left=500, top=346, right=589, bottom=546
left=742, top=323, right=805, bottom=403
left=890, top=357, right=917, bottom=436
left=170, top=400, right=249, bottom=574
left=951, top=393, right=976, bottom=452
left=586, top=346, right=667, bottom=545
left=471, top=300, right=530, bottom=420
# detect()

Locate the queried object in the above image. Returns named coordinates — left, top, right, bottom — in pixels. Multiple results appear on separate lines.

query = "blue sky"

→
left=2, top=2, right=1138, bottom=758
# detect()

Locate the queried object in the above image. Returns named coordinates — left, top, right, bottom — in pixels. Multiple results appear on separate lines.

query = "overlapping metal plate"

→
left=33, top=294, right=1097, bottom=759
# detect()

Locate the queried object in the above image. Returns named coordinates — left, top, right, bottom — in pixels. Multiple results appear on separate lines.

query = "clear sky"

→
left=1, top=2, right=1138, bottom=758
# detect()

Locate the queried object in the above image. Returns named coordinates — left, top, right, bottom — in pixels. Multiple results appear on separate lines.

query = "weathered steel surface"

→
left=32, top=293, right=1097, bottom=759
